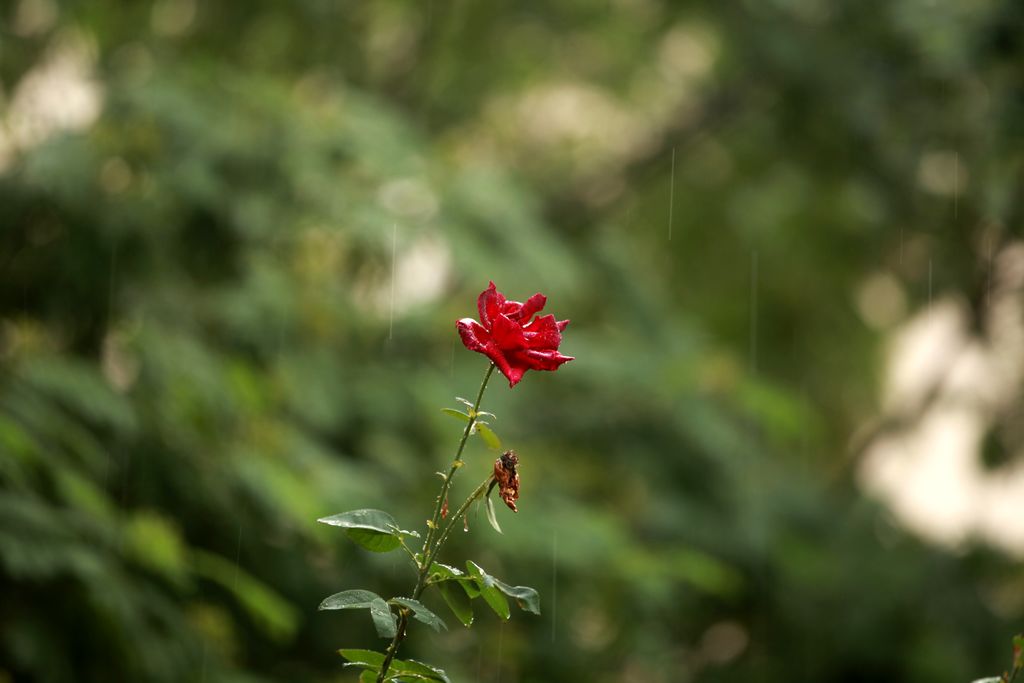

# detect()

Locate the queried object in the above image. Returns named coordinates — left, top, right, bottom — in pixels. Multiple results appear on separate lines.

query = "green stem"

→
left=375, top=363, right=496, bottom=683
left=427, top=475, right=492, bottom=564
left=420, top=363, right=495, bottom=557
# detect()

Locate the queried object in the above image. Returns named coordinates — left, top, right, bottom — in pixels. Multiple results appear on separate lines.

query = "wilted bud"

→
left=493, top=450, right=520, bottom=512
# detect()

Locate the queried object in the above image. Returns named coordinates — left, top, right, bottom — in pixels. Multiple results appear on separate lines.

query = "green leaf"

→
left=318, top=509, right=419, bottom=553
left=391, top=658, right=450, bottom=683
left=491, top=577, right=541, bottom=615
left=485, top=495, right=502, bottom=534
left=475, top=423, right=501, bottom=450
left=340, top=649, right=450, bottom=682
left=461, top=580, right=481, bottom=599
left=340, top=649, right=386, bottom=668
left=428, top=562, right=464, bottom=580
left=389, top=597, right=447, bottom=632
left=464, top=562, right=541, bottom=616
left=425, top=561, right=481, bottom=602
left=319, top=590, right=396, bottom=638
left=428, top=561, right=480, bottom=599
left=1013, top=633, right=1023, bottom=670
left=320, top=589, right=382, bottom=611
left=359, top=670, right=376, bottom=683
left=437, top=581, right=473, bottom=627
left=466, top=561, right=509, bottom=620
left=348, top=528, right=402, bottom=552
left=969, top=679, right=1002, bottom=683
left=370, top=598, right=398, bottom=638
left=440, top=408, right=470, bottom=422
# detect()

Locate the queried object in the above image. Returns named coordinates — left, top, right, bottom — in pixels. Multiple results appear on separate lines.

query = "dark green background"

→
left=1, top=0, right=1022, bottom=681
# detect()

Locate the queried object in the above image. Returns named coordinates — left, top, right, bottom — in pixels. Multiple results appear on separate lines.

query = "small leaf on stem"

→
left=428, top=562, right=464, bottom=580
left=390, top=597, right=447, bottom=632
left=441, top=408, right=470, bottom=422
left=491, top=577, right=541, bottom=615
left=318, top=509, right=419, bottom=553
left=484, top=495, right=502, bottom=534
left=369, top=598, right=397, bottom=638
left=319, top=590, right=397, bottom=638
left=340, top=650, right=450, bottom=682
left=339, top=649, right=386, bottom=668
left=437, top=582, right=473, bottom=627
left=475, top=424, right=501, bottom=450
left=463, top=562, right=541, bottom=616
left=320, top=589, right=382, bottom=611
left=466, top=561, right=510, bottom=620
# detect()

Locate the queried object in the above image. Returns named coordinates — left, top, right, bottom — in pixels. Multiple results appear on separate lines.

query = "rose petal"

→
left=476, top=282, right=494, bottom=327
left=456, top=318, right=491, bottom=353
left=501, top=293, right=546, bottom=322
left=522, top=314, right=562, bottom=348
left=491, top=313, right=527, bottom=350
left=517, top=293, right=547, bottom=322
left=520, top=348, right=574, bottom=371
left=502, top=365, right=526, bottom=387
left=480, top=338, right=520, bottom=386
left=556, top=319, right=570, bottom=332
left=477, top=281, right=505, bottom=328
left=459, top=318, right=519, bottom=382
left=500, top=299, right=523, bottom=318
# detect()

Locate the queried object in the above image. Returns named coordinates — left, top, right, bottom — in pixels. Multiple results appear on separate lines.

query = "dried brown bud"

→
left=493, top=450, right=520, bottom=512
left=441, top=496, right=449, bottom=520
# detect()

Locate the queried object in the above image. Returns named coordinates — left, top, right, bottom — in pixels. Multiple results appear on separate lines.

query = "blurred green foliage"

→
left=1, top=0, right=1023, bottom=681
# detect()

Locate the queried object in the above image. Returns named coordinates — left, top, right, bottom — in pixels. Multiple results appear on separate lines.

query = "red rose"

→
left=456, top=281, right=574, bottom=387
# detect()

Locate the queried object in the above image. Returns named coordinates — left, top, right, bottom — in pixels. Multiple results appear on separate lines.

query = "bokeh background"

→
left=2, top=0, right=1024, bottom=681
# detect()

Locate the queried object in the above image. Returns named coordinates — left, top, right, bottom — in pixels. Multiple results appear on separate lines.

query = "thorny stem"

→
left=375, top=363, right=496, bottom=683
left=430, top=476, right=492, bottom=559
left=421, top=362, right=495, bottom=555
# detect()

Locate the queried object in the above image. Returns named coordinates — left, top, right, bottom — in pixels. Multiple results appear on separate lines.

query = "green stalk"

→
left=375, top=363, right=496, bottom=683
left=426, top=476, right=492, bottom=564
left=420, top=363, right=495, bottom=556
